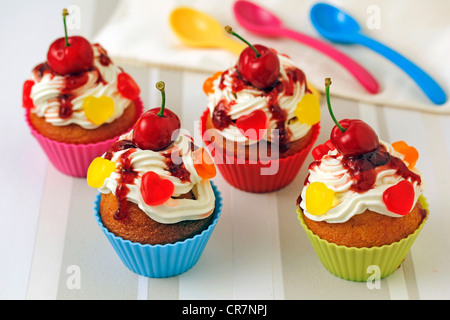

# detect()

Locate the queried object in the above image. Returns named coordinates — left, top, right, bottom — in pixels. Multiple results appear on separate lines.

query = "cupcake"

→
left=200, top=26, right=320, bottom=193
left=23, top=9, right=143, bottom=177
left=88, top=81, right=221, bottom=278
left=296, top=79, right=428, bottom=281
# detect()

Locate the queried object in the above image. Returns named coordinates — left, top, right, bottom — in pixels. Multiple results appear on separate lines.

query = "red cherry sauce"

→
left=104, top=140, right=138, bottom=220
left=104, top=139, right=137, bottom=161
left=33, top=62, right=90, bottom=119
left=114, top=149, right=138, bottom=220
left=212, top=100, right=233, bottom=130
left=163, top=149, right=191, bottom=183
left=93, top=43, right=112, bottom=67
left=212, top=66, right=306, bottom=150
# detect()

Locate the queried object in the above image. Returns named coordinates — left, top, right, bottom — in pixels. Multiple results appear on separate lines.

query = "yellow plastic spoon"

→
left=169, top=7, right=245, bottom=55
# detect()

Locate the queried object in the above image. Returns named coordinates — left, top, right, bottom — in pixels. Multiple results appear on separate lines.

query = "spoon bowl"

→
left=310, top=2, right=446, bottom=105
left=169, top=7, right=244, bottom=54
left=310, top=3, right=360, bottom=43
left=233, top=0, right=283, bottom=36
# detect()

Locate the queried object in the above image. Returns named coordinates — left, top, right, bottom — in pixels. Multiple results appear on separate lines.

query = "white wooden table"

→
left=1, top=0, right=449, bottom=300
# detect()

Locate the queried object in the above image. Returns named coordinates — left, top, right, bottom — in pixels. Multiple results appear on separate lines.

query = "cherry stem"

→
left=325, top=78, right=346, bottom=133
left=156, top=81, right=166, bottom=117
left=225, top=26, right=260, bottom=58
left=62, top=9, right=70, bottom=47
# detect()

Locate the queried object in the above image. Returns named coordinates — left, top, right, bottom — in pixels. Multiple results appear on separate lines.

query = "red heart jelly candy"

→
left=117, top=72, right=141, bottom=100
left=382, top=180, right=415, bottom=216
left=140, top=171, right=174, bottom=206
left=23, top=80, right=35, bottom=109
left=236, top=109, right=267, bottom=141
left=312, top=140, right=335, bottom=160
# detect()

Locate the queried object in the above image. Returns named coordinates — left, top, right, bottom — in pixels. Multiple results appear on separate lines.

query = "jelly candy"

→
left=117, top=72, right=141, bottom=100
left=87, top=157, right=116, bottom=188
left=305, top=182, right=334, bottom=215
left=236, top=109, right=267, bottom=141
left=203, top=71, right=222, bottom=95
left=193, top=148, right=216, bottom=180
left=382, top=180, right=415, bottom=215
left=23, top=80, right=35, bottom=109
left=307, top=82, right=321, bottom=102
left=295, top=93, right=320, bottom=126
left=312, top=139, right=335, bottom=161
left=83, top=96, right=115, bottom=125
left=140, top=171, right=175, bottom=206
left=392, top=141, right=418, bottom=169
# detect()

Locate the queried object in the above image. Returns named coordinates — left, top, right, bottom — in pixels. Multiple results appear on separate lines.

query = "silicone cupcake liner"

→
left=94, top=182, right=222, bottom=278
left=26, top=98, right=144, bottom=178
left=200, top=109, right=320, bottom=193
left=297, top=195, right=429, bottom=282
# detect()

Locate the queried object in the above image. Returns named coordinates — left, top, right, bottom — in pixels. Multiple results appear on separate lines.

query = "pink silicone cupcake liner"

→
left=200, top=109, right=320, bottom=193
left=26, top=98, right=144, bottom=178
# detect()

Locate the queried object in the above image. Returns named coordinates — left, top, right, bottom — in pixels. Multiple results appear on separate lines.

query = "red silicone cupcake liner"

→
left=200, top=109, right=320, bottom=193
left=26, top=98, right=144, bottom=178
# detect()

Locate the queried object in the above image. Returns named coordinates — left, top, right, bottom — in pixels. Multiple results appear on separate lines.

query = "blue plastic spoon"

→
left=310, top=2, right=447, bottom=105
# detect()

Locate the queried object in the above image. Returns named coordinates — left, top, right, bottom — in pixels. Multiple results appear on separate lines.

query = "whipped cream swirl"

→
left=206, top=54, right=311, bottom=144
left=299, top=141, right=424, bottom=223
left=29, top=44, right=132, bottom=129
left=99, top=132, right=216, bottom=224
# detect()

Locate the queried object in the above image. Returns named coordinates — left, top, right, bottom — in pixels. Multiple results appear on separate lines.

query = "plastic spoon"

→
left=233, top=0, right=379, bottom=94
left=169, top=7, right=245, bottom=55
left=310, top=2, right=447, bottom=105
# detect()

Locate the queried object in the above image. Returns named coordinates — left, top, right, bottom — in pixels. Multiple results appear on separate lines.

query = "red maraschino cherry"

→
left=225, top=26, right=279, bottom=90
left=325, top=78, right=379, bottom=157
left=46, top=9, right=94, bottom=75
left=132, top=81, right=181, bottom=151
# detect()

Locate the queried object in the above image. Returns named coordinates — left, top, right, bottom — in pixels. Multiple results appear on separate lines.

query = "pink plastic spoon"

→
left=233, top=0, right=380, bottom=94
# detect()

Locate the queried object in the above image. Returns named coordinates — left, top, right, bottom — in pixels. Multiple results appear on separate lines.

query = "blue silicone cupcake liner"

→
left=94, top=181, right=222, bottom=278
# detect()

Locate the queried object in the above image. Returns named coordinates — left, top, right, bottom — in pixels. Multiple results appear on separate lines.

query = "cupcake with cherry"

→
left=23, top=9, right=143, bottom=177
left=88, top=81, right=222, bottom=278
left=201, top=26, right=320, bottom=193
left=296, top=78, right=428, bottom=281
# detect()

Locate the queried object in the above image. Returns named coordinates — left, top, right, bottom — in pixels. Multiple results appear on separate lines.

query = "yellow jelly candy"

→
left=87, top=157, right=116, bottom=188
left=305, top=182, right=334, bottom=215
left=307, top=82, right=321, bottom=102
left=83, top=96, right=115, bottom=125
left=193, top=148, right=216, bottom=180
left=295, top=93, right=320, bottom=125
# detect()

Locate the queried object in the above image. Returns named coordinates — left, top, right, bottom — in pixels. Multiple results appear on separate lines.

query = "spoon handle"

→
left=280, top=27, right=379, bottom=94
left=355, top=34, right=446, bottom=105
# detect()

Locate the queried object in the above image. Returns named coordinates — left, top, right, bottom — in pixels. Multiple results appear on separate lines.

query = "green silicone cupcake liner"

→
left=297, top=196, right=429, bottom=282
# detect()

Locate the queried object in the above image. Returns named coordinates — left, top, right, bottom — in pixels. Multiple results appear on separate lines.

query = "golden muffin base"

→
left=99, top=192, right=214, bottom=245
left=203, top=111, right=313, bottom=161
left=303, top=201, right=427, bottom=248
left=29, top=101, right=137, bottom=144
